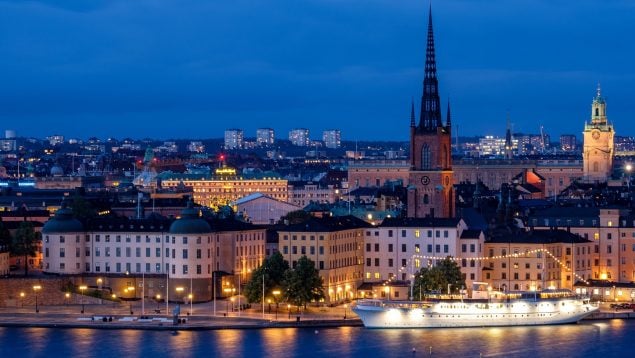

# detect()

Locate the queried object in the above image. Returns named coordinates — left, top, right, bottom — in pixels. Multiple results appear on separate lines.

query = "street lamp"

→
left=287, top=304, right=291, bottom=319
left=230, top=297, right=235, bottom=315
left=19, top=292, right=25, bottom=307
left=343, top=304, right=348, bottom=319
left=626, top=164, right=633, bottom=191
left=155, top=294, right=162, bottom=312
left=32, top=285, right=41, bottom=313
left=112, top=294, right=117, bottom=308
left=79, top=285, right=87, bottom=314
left=272, top=290, right=280, bottom=320
left=188, top=293, right=193, bottom=316
left=65, top=292, right=70, bottom=305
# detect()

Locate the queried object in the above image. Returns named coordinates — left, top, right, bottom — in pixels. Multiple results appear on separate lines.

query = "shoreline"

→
left=1, top=309, right=634, bottom=331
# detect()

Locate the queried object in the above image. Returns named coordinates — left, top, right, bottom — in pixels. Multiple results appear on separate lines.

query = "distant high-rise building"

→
left=0, top=139, right=16, bottom=152
left=256, top=128, right=275, bottom=146
left=322, top=130, right=341, bottom=149
left=479, top=136, right=518, bottom=157
left=560, top=135, right=577, bottom=152
left=224, top=129, right=244, bottom=149
left=289, top=128, right=310, bottom=146
left=187, top=141, right=205, bottom=153
left=47, top=135, right=64, bottom=146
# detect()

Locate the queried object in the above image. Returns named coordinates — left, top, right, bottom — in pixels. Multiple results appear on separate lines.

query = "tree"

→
left=0, top=219, right=11, bottom=249
left=70, top=194, right=97, bottom=221
left=413, top=257, right=465, bottom=300
left=283, top=256, right=324, bottom=309
left=243, top=252, right=290, bottom=303
left=11, top=221, right=40, bottom=276
left=279, top=210, right=312, bottom=225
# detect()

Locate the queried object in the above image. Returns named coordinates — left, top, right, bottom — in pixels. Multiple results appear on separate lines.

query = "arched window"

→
left=423, top=194, right=429, bottom=204
left=595, top=108, right=599, bottom=117
left=421, top=144, right=431, bottom=169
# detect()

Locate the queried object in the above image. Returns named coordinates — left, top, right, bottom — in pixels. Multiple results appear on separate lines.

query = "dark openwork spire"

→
left=410, top=98, right=416, bottom=127
left=419, top=5, right=442, bottom=132
left=446, top=99, right=451, bottom=128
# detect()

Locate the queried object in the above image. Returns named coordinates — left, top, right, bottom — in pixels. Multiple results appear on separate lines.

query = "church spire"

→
left=419, top=5, right=442, bottom=132
left=410, top=98, right=416, bottom=127
left=446, top=98, right=451, bottom=128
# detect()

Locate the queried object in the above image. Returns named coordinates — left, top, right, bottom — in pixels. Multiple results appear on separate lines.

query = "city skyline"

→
left=1, top=0, right=634, bottom=140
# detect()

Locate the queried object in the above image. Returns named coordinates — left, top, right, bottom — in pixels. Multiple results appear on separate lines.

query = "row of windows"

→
left=282, top=246, right=325, bottom=255
left=367, top=230, right=451, bottom=238
left=366, top=243, right=450, bottom=254
left=47, top=247, right=214, bottom=260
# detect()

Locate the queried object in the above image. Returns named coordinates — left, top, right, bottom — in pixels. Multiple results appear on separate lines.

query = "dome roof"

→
left=42, top=204, right=84, bottom=233
left=169, top=202, right=211, bottom=234
left=50, top=164, right=64, bottom=177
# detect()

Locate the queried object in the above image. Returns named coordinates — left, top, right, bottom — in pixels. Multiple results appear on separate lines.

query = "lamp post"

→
left=272, top=290, right=280, bottom=319
left=188, top=293, right=193, bottom=316
left=156, top=294, right=161, bottom=312
left=112, top=294, right=117, bottom=308
left=230, top=297, right=235, bottom=315
left=19, top=292, right=25, bottom=307
left=65, top=292, right=70, bottom=305
left=33, top=285, right=41, bottom=313
left=626, top=164, right=632, bottom=190
left=287, top=304, right=291, bottom=320
left=343, top=304, right=348, bottom=319
left=79, top=285, right=87, bottom=314
left=126, top=286, right=135, bottom=314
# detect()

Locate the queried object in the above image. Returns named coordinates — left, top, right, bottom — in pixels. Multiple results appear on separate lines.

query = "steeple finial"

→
left=419, top=4, right=442, bottom=131
left=410, top=98, right=416, bottom=127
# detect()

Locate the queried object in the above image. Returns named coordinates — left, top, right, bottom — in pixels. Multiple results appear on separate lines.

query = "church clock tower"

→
left=407, top=7, right=453, bottom=218
left=583, top=85, right=614, bottom=183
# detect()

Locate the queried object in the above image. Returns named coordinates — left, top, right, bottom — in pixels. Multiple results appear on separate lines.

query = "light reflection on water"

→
left=1, top=320, right=634, bottom=358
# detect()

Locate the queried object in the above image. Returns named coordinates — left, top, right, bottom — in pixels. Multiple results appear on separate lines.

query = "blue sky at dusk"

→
left=1, top=0, right=634, bottom=141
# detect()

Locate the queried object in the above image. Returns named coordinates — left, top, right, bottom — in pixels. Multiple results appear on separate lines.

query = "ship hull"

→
left=352, top=299, right=598, bottom=328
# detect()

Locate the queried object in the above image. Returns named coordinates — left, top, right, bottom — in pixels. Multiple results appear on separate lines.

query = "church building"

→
left=407, top=8, right=454, bottom=219
left=582, top=85, right=615, bottom=183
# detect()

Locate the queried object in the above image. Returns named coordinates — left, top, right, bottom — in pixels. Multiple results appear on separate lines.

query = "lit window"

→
left=415, top=230, right=420, bottom=238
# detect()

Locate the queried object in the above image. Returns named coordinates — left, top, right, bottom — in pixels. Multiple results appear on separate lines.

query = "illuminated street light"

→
left=32, top=285, right=41, bottom=313
left=79, top=285, right=87, bottom=314
left=19, top=292, right=25, bottom=307
left=272, top=290, right=280, bottom=320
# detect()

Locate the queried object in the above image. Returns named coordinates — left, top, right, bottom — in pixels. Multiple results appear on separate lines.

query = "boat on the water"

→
left=352, top=282, right=598, bottom=328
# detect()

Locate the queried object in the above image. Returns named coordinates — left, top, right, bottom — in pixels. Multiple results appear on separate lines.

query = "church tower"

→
left=407, top=7, right=453, bottom=218
left=583, top=84, right=615, bottom=182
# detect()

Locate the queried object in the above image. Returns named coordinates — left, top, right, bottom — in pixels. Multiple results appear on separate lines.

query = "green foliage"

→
left=0, top=219, right=11, bottom=250
left=243, top=252, right=290, bottom=303
left=279, top=210, right=312, bottom=225
left=70, top=194, right=97, bottom=221
left=282, top=256, right=324, bottom=308
left=11, top=221, right=41, bottom=276
left=413, top=257, right=465, bottom=300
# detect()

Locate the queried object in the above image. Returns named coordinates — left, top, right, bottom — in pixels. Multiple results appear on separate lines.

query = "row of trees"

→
left=243, top=252, right=324, bottom=309
left=0, top=220, right=40, bottom=276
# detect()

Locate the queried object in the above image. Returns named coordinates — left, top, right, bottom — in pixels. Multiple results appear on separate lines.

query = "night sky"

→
left=1, top=0, right=634, bottom=141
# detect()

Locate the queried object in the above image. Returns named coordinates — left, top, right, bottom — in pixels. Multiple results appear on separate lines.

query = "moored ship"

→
left=352, top=283, right=598, bottom=328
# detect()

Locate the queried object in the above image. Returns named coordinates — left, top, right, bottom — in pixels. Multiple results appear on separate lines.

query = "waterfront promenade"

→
left=1, top=300, right=634, bottom=331
left=0, top=301, right=361, bottom=330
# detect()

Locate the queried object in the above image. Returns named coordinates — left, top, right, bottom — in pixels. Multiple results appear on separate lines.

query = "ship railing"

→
left=355, top=299, right=433, bottom=309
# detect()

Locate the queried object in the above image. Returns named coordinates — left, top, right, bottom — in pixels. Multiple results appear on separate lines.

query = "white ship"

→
left=352, top=283, right=598, bottom=328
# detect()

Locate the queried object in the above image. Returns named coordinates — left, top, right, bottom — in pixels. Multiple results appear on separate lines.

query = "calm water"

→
left=0, top=319, right=631, bottom=357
